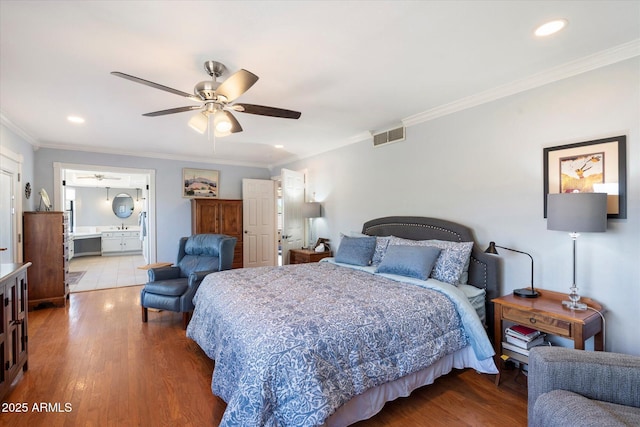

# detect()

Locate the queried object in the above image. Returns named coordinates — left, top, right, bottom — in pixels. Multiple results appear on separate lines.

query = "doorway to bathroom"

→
left=53, top=162, right=157, bottom=292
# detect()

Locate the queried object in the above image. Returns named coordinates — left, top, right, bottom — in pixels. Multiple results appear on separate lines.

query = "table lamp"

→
left=547, top=192, right=607, bottom=310
left=485, top=242, right=538, bottom=298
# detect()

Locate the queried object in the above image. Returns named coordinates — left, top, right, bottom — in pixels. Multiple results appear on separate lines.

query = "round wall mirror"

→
left=112, top=193, right=134, bottom=218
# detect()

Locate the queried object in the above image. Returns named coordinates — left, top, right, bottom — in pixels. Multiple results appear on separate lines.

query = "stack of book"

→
left=501, top=325, right=546, bottom=364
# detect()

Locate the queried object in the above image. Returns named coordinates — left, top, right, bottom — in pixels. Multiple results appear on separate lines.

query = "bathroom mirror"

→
left=112, top=193, right=134, bottom=218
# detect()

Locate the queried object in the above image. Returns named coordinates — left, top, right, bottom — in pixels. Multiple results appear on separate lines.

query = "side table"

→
left=492, top=289, right=604, bottom=385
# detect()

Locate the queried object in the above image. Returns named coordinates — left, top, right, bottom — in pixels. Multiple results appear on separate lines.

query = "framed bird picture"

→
left=543, top=135, right=626, bottom=218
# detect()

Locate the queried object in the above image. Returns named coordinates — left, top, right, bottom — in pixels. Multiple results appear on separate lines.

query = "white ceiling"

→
left=1, top=1, right=639, bottom=168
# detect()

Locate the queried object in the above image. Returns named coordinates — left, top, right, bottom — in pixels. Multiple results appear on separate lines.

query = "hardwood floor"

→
left=2, top=285, right=528, bottom=426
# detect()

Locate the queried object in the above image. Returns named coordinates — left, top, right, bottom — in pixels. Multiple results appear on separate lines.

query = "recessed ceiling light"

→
left=534, top=19, right=568, bottom=37
left=67, top=115, right=85, bottom=124
left=274, top=144, right=284, bottom=149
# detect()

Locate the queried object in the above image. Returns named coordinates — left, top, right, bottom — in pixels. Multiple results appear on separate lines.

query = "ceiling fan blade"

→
left=232, top=103, right=301, bottom=119
left=225, top=111, right=243, bottom=133
left=215, top=69, right=259, bottom=103
left=111, top=71, right=202, bottom=102
left=143, top=106, right=201, bottom=117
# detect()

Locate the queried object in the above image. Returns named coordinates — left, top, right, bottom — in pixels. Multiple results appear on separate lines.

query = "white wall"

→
left=276, top=58, right=640, bottom=356
left=71, top=186, right=142, bottom=228
left=1, top=125, right=36, bottom=212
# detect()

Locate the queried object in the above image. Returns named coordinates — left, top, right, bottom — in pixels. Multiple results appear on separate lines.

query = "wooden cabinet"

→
left=23, top=211, right=70, bottom=309
left=0, top=262, right=30, bottom=401
left=191, top=199, right=243, bottom=269
left=289, top=249, right=333, bottom=264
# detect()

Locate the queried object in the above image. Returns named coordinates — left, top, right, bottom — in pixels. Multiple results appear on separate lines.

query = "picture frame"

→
left=182, top=168, right=219, bottom=198
left=543, top=135, right=626, bottom=218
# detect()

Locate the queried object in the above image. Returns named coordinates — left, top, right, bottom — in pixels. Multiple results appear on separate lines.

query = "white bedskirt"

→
left=324, top=346, right=497, bottom=426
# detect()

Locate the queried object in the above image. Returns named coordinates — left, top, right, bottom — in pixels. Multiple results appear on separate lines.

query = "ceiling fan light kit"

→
left=188, top=112, right=208, bottom=134
left=112, top=60, right=301, bottom=138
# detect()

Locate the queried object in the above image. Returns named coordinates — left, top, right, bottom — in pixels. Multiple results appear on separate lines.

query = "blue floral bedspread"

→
left=187, top=262, right=469, bottom=427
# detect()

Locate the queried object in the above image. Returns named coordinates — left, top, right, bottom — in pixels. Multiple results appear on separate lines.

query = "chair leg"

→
left=182, top=312, right=191, bottom=329
left=142, top=306, right=148, bottom=323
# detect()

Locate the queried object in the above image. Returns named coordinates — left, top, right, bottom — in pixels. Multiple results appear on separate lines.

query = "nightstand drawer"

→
left=502, top=306, right=571, bottom=337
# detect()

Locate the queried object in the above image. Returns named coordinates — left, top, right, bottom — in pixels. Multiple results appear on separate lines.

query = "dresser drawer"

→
left=502, top=305, right=571, bottom=337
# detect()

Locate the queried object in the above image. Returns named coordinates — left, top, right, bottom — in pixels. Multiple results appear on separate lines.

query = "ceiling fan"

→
left=78, top=174, right=121, bottom=181
left=111, top=60, right=301, bottom=137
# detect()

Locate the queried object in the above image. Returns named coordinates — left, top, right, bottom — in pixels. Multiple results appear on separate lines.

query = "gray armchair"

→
left=528, top=346, right=640, bottom=427
left=140, top=234, right=237, bottom=328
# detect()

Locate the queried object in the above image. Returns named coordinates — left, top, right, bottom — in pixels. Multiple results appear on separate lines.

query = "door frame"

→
left=53, top=162, right=157, bottom=264
left=0, top=146, right=23, bottom=263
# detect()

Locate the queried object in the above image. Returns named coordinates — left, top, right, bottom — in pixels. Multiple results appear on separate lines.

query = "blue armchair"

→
left=140, top=234, right=237, bottom=328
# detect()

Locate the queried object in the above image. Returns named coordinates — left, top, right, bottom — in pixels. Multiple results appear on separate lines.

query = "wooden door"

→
left=192, top=200, right=220, bottom=234
left=191, top=199, right=243, bottom=269
left=219, top=200, right=243, bottom=269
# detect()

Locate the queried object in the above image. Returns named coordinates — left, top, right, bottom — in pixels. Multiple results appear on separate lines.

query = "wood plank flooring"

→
left=2, top=285, right=528, bottom=426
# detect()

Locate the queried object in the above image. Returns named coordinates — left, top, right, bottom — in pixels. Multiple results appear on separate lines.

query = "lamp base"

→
left=513, top=287, right=540, bottom=298
left=562, top=300, right=588, bottom=311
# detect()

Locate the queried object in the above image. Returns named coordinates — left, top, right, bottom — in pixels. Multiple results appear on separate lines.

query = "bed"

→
left=186, top=216, right=499, bottom=426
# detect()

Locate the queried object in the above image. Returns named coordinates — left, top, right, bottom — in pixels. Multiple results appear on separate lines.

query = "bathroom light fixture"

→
left=105, top=187, right=110, bottom=202
left=534, top=19, right=568, bottom=37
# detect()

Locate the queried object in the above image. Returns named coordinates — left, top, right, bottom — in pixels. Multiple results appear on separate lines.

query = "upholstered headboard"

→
left=362, top=216, right=499, bottom=341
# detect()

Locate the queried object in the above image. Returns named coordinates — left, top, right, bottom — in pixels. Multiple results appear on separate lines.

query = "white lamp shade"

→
left=214, top=110, right=233, bottom=133
left=301, top=202, right=321, bottom=218
left=547, top=193, right=607, bottom=232
left=188, top=113, right=208, bottom=134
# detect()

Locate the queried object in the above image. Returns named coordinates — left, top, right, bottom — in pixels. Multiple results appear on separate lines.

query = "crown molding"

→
left=0, top=112, right=40, bottom=147
left=403, top=39, right=640, bottom=127
left=37, top=141, right=269, bottom=169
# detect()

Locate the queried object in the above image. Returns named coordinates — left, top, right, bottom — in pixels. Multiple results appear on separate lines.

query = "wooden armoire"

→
left=23, top=211, right=70, bottom=308
left=190, top=199, right=243, bottom=269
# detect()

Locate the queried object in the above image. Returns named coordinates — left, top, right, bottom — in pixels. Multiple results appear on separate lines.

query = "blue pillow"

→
left=375, top=245, right=441, bottom=280
left=335, top=235, right=376, bottom=266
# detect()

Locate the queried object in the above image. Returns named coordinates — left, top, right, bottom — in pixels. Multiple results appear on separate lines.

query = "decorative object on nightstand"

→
left=547, top=193, right=607, bottom=311
left=301, top=201, right=322, bottom=249
left=485, top=242, right=539, bottom=298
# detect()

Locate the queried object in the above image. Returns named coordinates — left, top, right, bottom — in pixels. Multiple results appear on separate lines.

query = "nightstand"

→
left=289, top=248, right=333, bottom=264
left=492, top=289, right=604, bottom=385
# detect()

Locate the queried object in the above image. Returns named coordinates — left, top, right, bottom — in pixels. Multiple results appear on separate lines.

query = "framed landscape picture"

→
left=543, top=135, right=626, bottom=218
left=183, top=168, right=219, bottom=198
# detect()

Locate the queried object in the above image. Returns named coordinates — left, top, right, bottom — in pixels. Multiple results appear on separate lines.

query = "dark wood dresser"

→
left=191, top=199, right=243, bottom=269
left=0, top=262, right=31, bottom=401
left=23, top=211, right=70, bottom=309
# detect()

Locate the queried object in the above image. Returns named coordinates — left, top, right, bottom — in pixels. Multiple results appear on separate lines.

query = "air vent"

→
left=372, top=126, right=405, bottom=147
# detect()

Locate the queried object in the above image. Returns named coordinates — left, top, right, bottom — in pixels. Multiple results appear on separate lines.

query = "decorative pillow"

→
left=347, top=233, right=391, bottom=265
left=426, top=239, right=474, bottom=285
left=388, top=237, right=473, bottom=285
left=375, top=245, right=441, bottom=280
left=372, top=236, right=391, bottom=265
left=335, top=235, right=376, bottom=266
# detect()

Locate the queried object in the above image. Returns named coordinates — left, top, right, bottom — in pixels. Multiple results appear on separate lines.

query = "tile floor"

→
left=69, top=254, right=149, bottom=293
